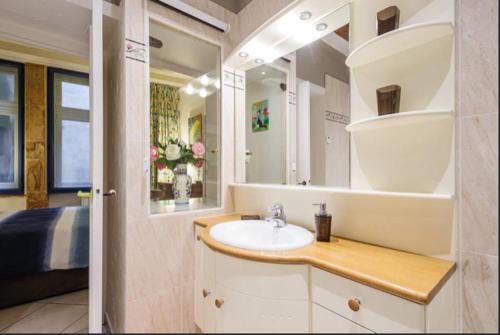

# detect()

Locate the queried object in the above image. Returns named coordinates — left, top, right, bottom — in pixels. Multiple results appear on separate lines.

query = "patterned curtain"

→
left=150, top=82, right=180, bottom=188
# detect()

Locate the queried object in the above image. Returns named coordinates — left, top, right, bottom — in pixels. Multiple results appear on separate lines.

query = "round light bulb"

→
left=299, top=11, right=312, bottom=20
left=316, top=23, right=328, bottom=31
left=199, top=88, right=208, bottom=98
left=255, top=58, right=264, bottom=64
left=200, top=75, right=210, bottom=86
left=185, top=85, right=195, bottom=95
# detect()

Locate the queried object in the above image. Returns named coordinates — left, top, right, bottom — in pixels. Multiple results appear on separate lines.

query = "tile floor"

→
left=0, top=289, right=88, bottom=333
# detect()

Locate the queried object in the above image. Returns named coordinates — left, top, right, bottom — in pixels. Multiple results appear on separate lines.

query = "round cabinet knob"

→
left=214, top=298, right=224, bottom=308
left=348, top=298, right=361, bottom=312
left=202, top=289, right=211, bottom=298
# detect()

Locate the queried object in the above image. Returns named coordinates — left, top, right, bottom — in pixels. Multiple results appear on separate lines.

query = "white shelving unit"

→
left=346, top=109, right=453, bottom=132
left=346, top=22, right=454, bottom=68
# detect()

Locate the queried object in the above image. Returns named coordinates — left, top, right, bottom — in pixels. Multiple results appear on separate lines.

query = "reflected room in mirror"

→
left=149, top=20, right=221, bottom=214
left=243, top=6, right=350, bottom=188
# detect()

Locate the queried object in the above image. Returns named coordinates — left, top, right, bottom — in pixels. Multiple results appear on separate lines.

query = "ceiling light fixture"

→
left=200, top=75, right=210, bottom=86
left=255, top=58, right=264, bottom=64
left=316, top=23, right=328, bottom=31
left=299, top=11, right=312, bottom=20
left=261, top=71, right=266, bottom=75
left=199, top=88, right=208, bottom=98
left=238, top=51, right=249, bottom=58
left=185, top=85, right=195, bottom=95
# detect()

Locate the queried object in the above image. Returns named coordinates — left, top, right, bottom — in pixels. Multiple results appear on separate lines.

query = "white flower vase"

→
left=172, top=164, right=192, bottom=205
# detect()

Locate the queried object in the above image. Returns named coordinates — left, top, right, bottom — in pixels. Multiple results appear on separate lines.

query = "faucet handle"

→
left=268, top=203, right=284, bottom=215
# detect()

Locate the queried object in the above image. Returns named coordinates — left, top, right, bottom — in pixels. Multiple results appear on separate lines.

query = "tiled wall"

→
left=104, top=0, right=297, bottom=332
left=456, top=0, right=498, bottom=332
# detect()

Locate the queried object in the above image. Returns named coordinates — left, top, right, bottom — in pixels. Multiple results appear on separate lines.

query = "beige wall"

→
left=296, top=39, right=349, bottom=87
left=104, top=0, right=245, bottom=332
left=456, top=0, right=498, bottom=332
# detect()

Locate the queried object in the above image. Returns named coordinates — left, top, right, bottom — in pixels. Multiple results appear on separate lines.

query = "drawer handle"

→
left=202, top=289, right=211, bottom=298
left=215, top=298, right=224, bottom=308
left=348, top=298, right=361, bottom=312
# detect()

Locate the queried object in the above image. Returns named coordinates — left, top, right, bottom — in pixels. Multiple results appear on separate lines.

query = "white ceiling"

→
left=246, top=64, right=286, bottom=87
left=0, top=0, right=91, bottom=58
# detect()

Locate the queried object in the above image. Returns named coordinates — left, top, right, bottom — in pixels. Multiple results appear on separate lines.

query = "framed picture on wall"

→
left=251, top=99, right=269, bottom=133
left=188, top=113, right=203, bottom=144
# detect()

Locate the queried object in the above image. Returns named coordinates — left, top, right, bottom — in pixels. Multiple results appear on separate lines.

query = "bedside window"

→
left=0, top=60, right=24, bottom=194
left=48, top=68, right=90, bottom=192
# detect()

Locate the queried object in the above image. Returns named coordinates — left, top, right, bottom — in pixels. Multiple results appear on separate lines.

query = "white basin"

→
left=209, top=220, right=314, bottom=251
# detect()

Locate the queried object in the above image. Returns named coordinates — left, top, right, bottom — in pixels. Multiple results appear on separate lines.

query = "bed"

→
left=0, top=206, right=89, bottom=309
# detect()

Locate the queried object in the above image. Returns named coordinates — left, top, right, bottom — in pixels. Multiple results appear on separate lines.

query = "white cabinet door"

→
left=214, top=284, right=309, bottom=333
left=194, top=236, right=216, bottom=332
left=311, top=268, right=425, bottom=333
left=313, top=303, right=373, bottom=333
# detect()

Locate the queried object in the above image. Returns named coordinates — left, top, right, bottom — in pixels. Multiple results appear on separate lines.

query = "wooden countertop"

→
left=194, top=214, right=456, bottom=305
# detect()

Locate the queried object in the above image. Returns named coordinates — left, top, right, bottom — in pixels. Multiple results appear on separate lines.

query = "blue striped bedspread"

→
left=0, top=206, right=89, bottom=280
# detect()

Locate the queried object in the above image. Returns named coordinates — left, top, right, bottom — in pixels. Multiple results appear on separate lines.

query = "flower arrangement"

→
left=151, top=139, right=205, bottom=171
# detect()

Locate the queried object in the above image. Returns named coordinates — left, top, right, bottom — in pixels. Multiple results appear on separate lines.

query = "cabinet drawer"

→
left=216, top=253, right=308, bottom=300
left=312, top=303, right=373, bottom=333
left=215, top=284, right=309, bottom=333
left=311, top=268, right=425, bottom=333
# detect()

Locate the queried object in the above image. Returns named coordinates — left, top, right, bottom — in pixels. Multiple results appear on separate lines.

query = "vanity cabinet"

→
left=194, top=235, right=308, bottom=333
left=195, top=237, right=456, bottom=333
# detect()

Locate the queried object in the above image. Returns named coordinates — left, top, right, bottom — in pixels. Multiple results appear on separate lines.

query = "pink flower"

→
left=191, top=142, right=205, bottom=157
left=194, top=159, right=204, bottom=168
left=150, top=145, right=159, bottom=161
left=155, top=162, right=167, bottom=170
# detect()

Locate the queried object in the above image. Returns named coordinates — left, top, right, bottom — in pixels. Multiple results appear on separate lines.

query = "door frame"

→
left=89, top=0, right=104, bottom=332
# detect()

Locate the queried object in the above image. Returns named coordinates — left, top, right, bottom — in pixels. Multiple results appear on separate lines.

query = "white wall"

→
left=349, top=0, right=455, bottom=193
left=231, top=183, right=455, bottom=258
left=245, top=81, right=286, bottom=184
left=309, top=83, right=326, bottom=185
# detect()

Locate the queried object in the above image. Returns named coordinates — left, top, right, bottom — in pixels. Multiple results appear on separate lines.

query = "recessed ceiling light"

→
left=299, top=11, right=312, bottom=20
left=199, top=88, right=208, bottom=98
left=185, top=85, right=195, bottom=95
left=200, top=75, right=210, bottom=86
left=238, top=51, right=249, bottom=58
left=255, top=58, right=264, bottom=64
left=316, top=23, right=328, bottom=31
left=261, top=71, right=266, bottom=75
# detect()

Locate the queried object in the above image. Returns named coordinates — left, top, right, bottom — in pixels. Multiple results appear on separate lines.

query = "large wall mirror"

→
left=235, top=3, right=351, bottom=187
left=149, top=20, right=221, bottom=214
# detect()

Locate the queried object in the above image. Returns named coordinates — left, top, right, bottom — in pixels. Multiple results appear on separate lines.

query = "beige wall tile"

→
left=461, top=252, right=499, bottom=333
left=460, top=113, right=499, bottom=256
left=457, top=0, right=499, bottom=117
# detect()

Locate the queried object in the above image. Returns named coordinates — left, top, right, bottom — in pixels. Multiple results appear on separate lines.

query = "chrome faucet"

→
left=265, top=203, right=286, bottom=228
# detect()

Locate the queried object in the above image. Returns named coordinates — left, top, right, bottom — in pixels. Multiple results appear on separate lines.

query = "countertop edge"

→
left=194, top=215, right=456, bottom=305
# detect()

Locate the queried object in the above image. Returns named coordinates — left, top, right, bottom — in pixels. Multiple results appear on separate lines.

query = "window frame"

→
left=47, top=67, right=91, bottom=193
left=0, top=59, right=24, bottom=195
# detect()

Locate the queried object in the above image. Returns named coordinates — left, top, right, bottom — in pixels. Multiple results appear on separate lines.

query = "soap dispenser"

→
left=313, top=203, right=332, bottom=242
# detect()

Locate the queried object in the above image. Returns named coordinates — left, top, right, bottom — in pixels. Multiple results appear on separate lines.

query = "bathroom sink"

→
left=209, top=220, right=314, bottom=251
